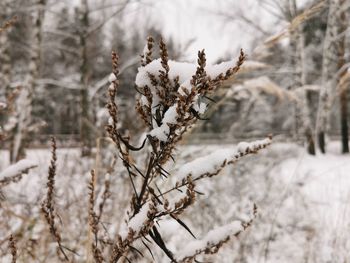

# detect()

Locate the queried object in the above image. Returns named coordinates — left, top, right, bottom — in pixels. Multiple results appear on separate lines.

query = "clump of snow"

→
left=119, top=203, right=152, bottom=239
left=0, top=159, right=38, bottom=179
left=237, top=142, right=250, bottom=153
left=177, top=221, right=243, bottom=260
left=149, top=105, right=179, bottom=142
left=175, top=148, right=233, bottom=182
left=4, top=116, right=17, bottom=131
left=136, top=57, right=241, bottom=142
left=175, top=138, right=271, bottom=183
left=150, top=125, right=170, bottom=142
left=135, top=59, right=196, bottom=88
left=136, top=58, right=241, bottom=90
left=108, top=83, right=114, bottom=92
left=108, top=117, right=113, bottom=126
left=108, top=73, right=117, bottom=83
left=0, top=101, right=7, bottom=109
left=193, top=101, right=207, bottom=114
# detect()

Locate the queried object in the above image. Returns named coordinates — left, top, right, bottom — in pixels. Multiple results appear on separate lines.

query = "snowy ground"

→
left=1, top=141, right=349, bottom=262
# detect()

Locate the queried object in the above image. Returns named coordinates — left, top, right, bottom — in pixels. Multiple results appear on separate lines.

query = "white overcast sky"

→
left=63, top=0, right=301, bottom=63
left=143, top=0, right=282, bottom=63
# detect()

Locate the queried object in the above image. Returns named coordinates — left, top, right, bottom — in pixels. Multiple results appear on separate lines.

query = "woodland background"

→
left=1, top=0, right=350, bottom=262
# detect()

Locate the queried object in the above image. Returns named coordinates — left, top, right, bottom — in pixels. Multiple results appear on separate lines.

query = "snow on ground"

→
left=269, top=142, right=350, bottom=262
left=1, top=141, right=350, bottom=262
left=0, top=147, right=86, bottom=204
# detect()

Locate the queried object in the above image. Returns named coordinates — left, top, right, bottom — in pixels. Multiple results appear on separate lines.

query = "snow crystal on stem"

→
left=108, top=73, right=117, bottom=83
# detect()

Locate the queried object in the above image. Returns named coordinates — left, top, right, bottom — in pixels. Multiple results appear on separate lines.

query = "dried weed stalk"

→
left=8, top=234, right=17, bottom=263
left=41, top=137, right=69, bottom=261
left=88, top=169, right=104, bottom=263
left=104, top=37, right=271, bottom=262
left=31, top=36, right=271, bottom=262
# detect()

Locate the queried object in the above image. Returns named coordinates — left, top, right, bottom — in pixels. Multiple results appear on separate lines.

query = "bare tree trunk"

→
left=338, top=0, right=349, bottom=153
left=316, top=0, right=339, bottom=153
left=290, top=0, right=316, bottom=155
left=0, top=1, right=12, bottom=100
left=0, top=1, right=12, bottom=144
left=340, top=87, right=349, bottom=153
left=289, top=30, right=301, bottom=140
left=11, top=0, right=46, bottom=162
left=296, top=29, right=316, bottom=155
left=79, top=0, right=92, bottom=156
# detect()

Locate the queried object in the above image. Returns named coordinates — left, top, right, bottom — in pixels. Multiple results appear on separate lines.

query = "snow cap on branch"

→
left=174, top=137, right=272, bottom=184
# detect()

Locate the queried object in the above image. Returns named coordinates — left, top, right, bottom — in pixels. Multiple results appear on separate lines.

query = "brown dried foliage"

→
left=104, top=37, right=269, bottom=262
left=41, top=137, right=69, bottom=261
left=10, top=36, right=269, bottom=263
left=8, top=234, right=17, bottom=263
left=88, top=169, right=104, bottom=263
left=140, top=36, right=155, bottom=66
left=0, top=16, right=17, bottom=34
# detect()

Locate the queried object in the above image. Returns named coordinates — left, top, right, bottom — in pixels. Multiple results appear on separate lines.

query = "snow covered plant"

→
left=99, top=37, right=272, bottom=262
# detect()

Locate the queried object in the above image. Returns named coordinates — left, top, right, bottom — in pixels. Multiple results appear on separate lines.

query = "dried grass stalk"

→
left=88, top=169, right=104, bottom=263
left=41, top=137, right=69, bottom=261
left=8, top=234, right=17, bottom=263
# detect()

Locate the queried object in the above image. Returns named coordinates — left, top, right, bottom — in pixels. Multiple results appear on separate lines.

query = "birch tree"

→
left=289, top=0, right=316, bottom=155
left=0, top=2, right=14, bottom=142
left=75, top=0, right=131, bottom=156
left=77, top=0, right=92, bottom=156
left=213, top=0, right=321, bottom=154
left=337, top=0, right=349, bottom=153
left=0, top=1, right=12, bottom=102
left=10, top=0, right=47, bottom=162
left=316, top=0, right=347, bottom=153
